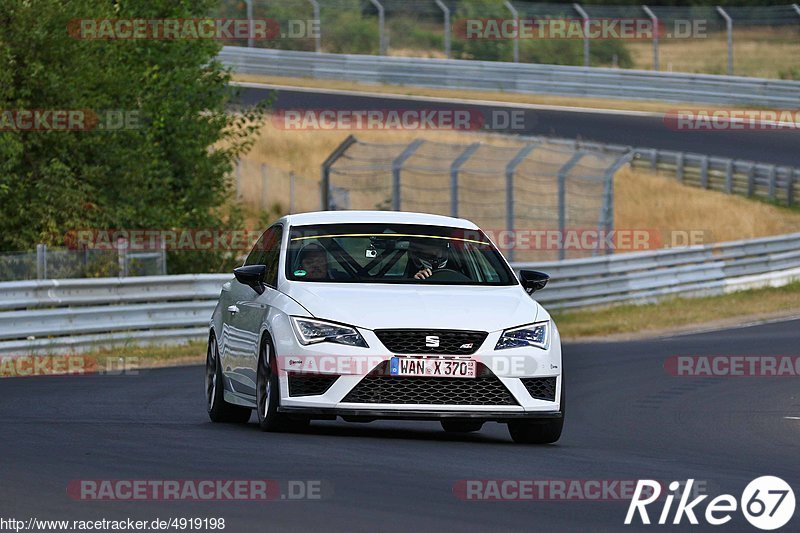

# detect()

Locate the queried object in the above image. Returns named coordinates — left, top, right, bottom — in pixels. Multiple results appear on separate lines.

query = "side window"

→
left=263, top=225, right=283, bottom=288
left=244, top=230, right=270, bottom=266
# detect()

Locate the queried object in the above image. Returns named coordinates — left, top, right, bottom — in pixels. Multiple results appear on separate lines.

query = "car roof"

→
left=279, top=210, right=480, bottom=230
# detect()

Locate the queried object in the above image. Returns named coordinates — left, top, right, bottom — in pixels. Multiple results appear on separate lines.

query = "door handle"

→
left=227, top=305, right=239, bottom=315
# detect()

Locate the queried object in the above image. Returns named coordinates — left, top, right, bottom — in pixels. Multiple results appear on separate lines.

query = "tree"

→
left=0, top=0, right=261, bottom=273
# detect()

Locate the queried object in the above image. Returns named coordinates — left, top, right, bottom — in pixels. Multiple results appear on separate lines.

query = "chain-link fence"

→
left=0, top=245, right=167, bottom=282
left=214, top=1, right=800, bottom=78
left=318, top=135, right=630, bottom=262
left=234, top=159, right=321, bottom=215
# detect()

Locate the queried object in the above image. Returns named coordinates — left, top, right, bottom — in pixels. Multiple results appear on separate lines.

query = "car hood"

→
left=283, top=283, right=540, bottom=332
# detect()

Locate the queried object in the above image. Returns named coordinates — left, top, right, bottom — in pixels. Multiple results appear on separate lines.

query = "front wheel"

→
left=256, top=338, right=309, bottom=432
left=206, top=334, right=251, bottom=423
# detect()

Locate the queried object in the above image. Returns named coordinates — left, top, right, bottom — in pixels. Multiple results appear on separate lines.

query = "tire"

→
left=256, top=337, right=309, bottom=432
left=206, top=334, right=252, bottom=423
left=508, top=375, right=565, bottom=444
left=441, top=419, right=484, bottom=433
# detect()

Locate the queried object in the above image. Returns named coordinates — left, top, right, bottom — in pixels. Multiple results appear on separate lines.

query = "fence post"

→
left=289, top=172, right=296, bottom=214
left=642, top=6, right=659, bottom=71
left=391, top=139, right=425, bottom=211
left=724, top=159, right=733, bottom=194
left=573, top=3, right=590, bottom=67
left=260, top=164, right=268, bottom=210
left=117, top=238, right=128, bottom=278
left=716, top=6, right=733, bottom=75
left=159, top=239, right=167, bottom=275
left=676, top=152, right=685, bottom=182
left=505, top=143, right=539, bottom=262
left=244, top=0, right=254, bottom=48
left=503, top=1, right=519, bottom=63
left=600, top=153, right=633, bottom=256
left=308, top=0, right=321, bottom=52
left=369, top=0, right=386, bottom=55
left=36, top=243, right=47, bottom=280
left=450, top=143, right=481, bottom=218
left=235, top=159, right=242, bottom=200
left=435, top=0, right=451, bottom=59
left=557, top=152, right=586, bottom=261
left=700, top=156, right=709, bottom=188
left=321, top=135, right=358, bottom=210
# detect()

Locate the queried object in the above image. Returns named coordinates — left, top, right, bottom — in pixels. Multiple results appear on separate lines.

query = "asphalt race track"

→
left=2, top=318, right=798, bottom=532
left=236, top=85, right=800, bottom=168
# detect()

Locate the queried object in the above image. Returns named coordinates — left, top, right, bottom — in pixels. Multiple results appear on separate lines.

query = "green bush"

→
left=323, top=11, right=380, bottom=54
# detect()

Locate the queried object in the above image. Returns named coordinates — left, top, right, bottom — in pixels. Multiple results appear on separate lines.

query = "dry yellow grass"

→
left=615, top=166, right=800, bottom=243
left=237, top=122, right=800, bottom=245
left=626, top=28, right=800, bottom=79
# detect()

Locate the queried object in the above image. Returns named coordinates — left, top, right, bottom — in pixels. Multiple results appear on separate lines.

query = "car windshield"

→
left=286, top=223, right=517, bottom=285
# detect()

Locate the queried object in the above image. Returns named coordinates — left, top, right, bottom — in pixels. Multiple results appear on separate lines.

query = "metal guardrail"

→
left=1, top=232, right=799, bottom=355
left=219, top=46, right=800, bottom=108
left=537, top=137, right=799, bottom=207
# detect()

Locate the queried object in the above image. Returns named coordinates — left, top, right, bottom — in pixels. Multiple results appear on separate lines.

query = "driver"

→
left=297, top=243, right=329, bottom=280
left=408, top=238, right=450, bottom=280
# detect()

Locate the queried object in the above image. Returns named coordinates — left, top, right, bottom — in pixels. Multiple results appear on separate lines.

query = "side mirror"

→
left=519, top=270, right=549, bottom=294
left=233, top=265, right=267, bottom=295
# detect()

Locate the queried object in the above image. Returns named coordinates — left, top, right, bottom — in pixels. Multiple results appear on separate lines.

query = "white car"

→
left=206, top=210, right=564, bottom=444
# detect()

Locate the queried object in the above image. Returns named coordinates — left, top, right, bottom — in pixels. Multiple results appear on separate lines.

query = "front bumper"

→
left=278, top=406, right=563, bottom=422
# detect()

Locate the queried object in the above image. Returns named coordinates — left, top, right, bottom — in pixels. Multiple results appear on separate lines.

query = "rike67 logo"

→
left=625, top=477, right=795, bottom=530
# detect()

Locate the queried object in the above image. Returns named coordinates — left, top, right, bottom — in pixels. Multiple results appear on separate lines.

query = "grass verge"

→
left=553, top=281, right=800, bottom=341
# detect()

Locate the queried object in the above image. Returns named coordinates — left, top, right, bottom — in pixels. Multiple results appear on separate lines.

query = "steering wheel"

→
left=424, top=268, right=471, bottom=282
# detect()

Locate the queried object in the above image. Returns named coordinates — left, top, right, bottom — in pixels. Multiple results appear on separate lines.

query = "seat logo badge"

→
left=460, top=343, right=474, bottom=349
left=425, top=336, right=440, bottom=347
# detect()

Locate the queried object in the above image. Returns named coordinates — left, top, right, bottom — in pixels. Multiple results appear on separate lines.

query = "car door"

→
left=226, top=224, right=284, bottom=398
left=220, top=227, right=275, bottom=397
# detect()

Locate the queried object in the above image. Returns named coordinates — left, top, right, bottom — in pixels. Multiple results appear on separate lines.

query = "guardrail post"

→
left=450, top=143, right=481, bottom=217
left=789, top=170, right=797, bottom=207
left=768, top=165, right=777, bottom=201
left=36, top=243, right=47, bottom=280
left=557, top=152, right=586, bottom=261
left=244, top=0, right=254, bottom=48
left=747, top=164, right=755, bottom=197
left=503, top=1, right=519, bottom=63
left=435, top=0, right=451, bottom=59
left=676, top=152, right=685, bottom=182
left=650, top=149, right=658, bottom=171
left=391, top=139, right=425, bottom=211
left=716, top=6, right=733, bottom=76
left=573, top=3, right=590, bottom=67
left=505, top=143, right=539, bottom=262
left=724, top=159, right=733, bottom=194
left=369, top=0, right=386, bottom=55
left=700, top=156, right=709, bottom=188
left=159, top=239, right=167, bottom=275
left=308, top=0, right=321, bottom=52
left=642, top=6, right=659, bottom=71
left=117, top=238, right=128, bottom=277
left=321, top=135, right=358, bottom=210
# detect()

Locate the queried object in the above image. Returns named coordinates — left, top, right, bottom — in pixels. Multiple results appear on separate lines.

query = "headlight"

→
left=495, top=321, right=550, bottom=350
left=290, top=317, right=368, bottom=348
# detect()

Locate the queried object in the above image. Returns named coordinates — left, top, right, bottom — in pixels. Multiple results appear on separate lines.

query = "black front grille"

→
left=287, top=372, right=339, bottom=397
left=342, top=362, right=518, bottom=405
left=374, top=329, right=487, bottom=355
left=521, top=377, right=557, bottom=401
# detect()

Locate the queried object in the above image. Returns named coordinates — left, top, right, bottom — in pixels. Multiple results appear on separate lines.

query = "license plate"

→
left=389, top=357, right=476, bottom=378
